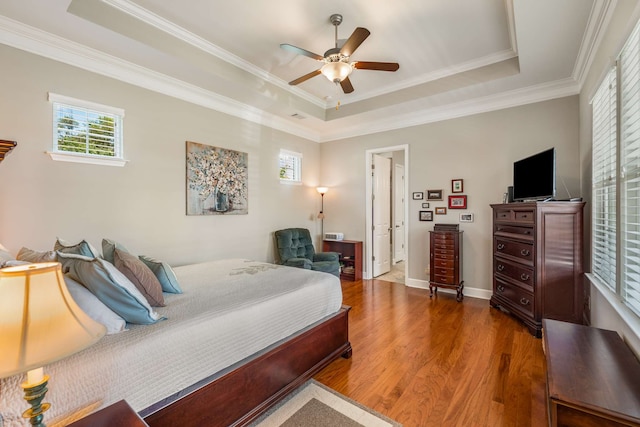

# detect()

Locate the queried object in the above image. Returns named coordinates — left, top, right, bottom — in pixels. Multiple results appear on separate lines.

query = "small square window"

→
left=48, top=93, right=126, bottom=166
left=279, top=149, right=302, bottom=184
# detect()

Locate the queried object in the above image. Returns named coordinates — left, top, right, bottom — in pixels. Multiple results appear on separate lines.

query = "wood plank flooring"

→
left=314, top=279, right=547, bottom=427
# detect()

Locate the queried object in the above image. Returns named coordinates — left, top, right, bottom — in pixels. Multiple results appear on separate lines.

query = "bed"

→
left=0, top=258, right=351, bottom=427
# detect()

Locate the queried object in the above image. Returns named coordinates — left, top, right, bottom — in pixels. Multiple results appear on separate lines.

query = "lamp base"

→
left=21, top=376, right=50, bottom=427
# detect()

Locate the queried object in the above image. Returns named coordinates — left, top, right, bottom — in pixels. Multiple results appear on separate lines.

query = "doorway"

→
left=364, top=145, right=409, bottom=282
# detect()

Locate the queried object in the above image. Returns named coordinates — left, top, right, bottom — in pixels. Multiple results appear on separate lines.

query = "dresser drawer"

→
left=433, top=248, right=454, bottom=257
left=433, top=258, right=455, bottom=269
left=432, top=241, right=454, bottom=251
left=494, top=278, right=534, bottom=318
left=433, top=272, right=455, bottom=284
left=494, top=224, right=534, bottom=240
left=432, top=233, right=455, bottom=243
left=494, top=208, right=535, bottom=224
left=494, top=257, right=534, bottom=290
left=495, top=238, right=534, bottom=264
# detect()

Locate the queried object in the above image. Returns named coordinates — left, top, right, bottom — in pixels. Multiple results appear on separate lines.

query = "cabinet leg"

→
left=429, top=284, right=435, bottom=298
left=456, top=282, right=464, bottom=302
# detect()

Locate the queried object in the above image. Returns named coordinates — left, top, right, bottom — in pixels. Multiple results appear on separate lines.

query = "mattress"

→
left=0, top=259, right=342, bottom=427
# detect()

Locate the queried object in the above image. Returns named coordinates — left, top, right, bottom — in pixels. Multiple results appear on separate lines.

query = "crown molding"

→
left=572, top=0, right=617, bottom=88
left=0, top=14, right=583, bottom=145
left=101, top=0, right=326, bottom=109
left=0, top=15, right=321, bottom=142
left=318, top=78, right=581, bottom=142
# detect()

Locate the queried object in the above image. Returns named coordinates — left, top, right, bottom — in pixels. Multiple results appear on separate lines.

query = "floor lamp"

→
left=317, top=187, right=328, bottom=237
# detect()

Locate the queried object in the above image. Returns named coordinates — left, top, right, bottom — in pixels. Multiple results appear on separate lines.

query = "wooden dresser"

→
left=429, top=224, right=463, bottom=301
left=490, top=202, right=585, bottom=337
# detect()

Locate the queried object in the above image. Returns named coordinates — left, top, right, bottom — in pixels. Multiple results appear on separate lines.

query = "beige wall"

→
left=0, top=44, right=323, bottom=265
left=320, top=96, right=581, bottom=294
left=578, top=0, right=640, bottom=354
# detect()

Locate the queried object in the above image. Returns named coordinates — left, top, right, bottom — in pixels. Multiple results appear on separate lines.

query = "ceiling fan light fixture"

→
left=321, top=61, right=353, bottom=83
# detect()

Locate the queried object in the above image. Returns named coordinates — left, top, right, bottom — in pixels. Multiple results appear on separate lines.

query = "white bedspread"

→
left=0, top=259, right=342, bottom=427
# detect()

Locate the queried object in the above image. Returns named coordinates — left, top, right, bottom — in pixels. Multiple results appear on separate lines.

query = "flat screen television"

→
left=513, top=148, right=556, bottom=201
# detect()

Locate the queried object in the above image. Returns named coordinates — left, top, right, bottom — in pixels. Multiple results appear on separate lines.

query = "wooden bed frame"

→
left=141, top=305, right=352, bottom=427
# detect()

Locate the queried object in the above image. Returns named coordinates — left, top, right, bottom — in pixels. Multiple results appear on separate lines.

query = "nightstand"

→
left=67, top=400, right=148, bottom=427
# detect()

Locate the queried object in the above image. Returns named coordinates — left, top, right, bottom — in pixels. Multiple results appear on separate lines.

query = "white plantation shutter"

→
left=592, top=68, right=617, bottom=291
left=620, top=23, right=640, bottom=315
left=48, top=93, right=124, bottom=164
left=279, top=149, right=302, bottom=183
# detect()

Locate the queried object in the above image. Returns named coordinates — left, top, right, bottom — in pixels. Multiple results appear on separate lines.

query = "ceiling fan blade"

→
left=289, top=69, right=322, bottom=85
left=354, top=61, right=400, bottom=72
left=340, top=27, right=370, bottom=57
left=340, top=77, right=354, bottom=94
left=280, top=44, right=324, bottom=61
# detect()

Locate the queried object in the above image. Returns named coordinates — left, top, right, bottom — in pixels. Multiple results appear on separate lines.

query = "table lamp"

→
left=0, top=262, right=106, bottom=427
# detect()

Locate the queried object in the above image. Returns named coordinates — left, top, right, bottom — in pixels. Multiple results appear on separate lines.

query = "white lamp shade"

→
left=0, top=262, right=106, bottom=379
left=321, top=62, right=353, bottom=83
left=316, top=187, right=329, bottom=195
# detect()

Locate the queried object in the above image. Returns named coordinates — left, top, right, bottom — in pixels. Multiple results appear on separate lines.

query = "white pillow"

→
left=64, top=275, right=127, bottom=334
left=0, top=242, right=14, bottom=267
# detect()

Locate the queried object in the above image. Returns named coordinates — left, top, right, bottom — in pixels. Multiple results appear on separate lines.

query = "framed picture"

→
left=412, top=192, right=424, bottom=200
left=452, top=179, right=464, bottom=193
left=435, top=207, right=447, bottom=215
left=460, top=213, right=474, bottom=223
left=426, top=189, right=443, bottom=201
left=448, top=195, right=467, bottom=209
left=419, top=210, right=433, bottom=221
left=186, top=141, right=248, bottom=215
left=422, top=202, right=430, bottom=208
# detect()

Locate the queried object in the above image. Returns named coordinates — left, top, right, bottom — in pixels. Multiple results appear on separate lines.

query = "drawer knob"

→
left=520, top=249, right=530, bottom=256
left=497, top=285, right=505, bottom=293
left=497, top=243, right=505, bottom=250
left=520, top=273, right=530, bottom=281
left=497, top=264, right=505, bottom=272
left=520, top=297, right=530, bottom=306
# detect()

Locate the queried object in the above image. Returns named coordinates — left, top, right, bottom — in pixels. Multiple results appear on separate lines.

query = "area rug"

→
left=250, top=380, right=402, bottom=427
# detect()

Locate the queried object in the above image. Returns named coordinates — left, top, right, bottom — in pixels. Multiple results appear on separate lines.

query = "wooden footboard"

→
left=142, top=305, right=351, bottom=427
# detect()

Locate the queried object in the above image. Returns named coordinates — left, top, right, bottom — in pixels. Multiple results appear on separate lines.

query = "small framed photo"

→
left=452, top=179, right=464, bottom=193
left=426, top=189, right=443, bottom=201
left=435, top=207, right=447, bottom=215
left=412, top=192, right=424, bottom=200
left=422, top=202, right=430, bottom=208
left=448, top=195, right=467, bottom=209
left=419, top=210, right=433, bottom=221
left=460, top=213, right=474, bottom=223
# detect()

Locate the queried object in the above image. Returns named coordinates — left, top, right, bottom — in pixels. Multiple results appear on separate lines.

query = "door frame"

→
left=364, top=144, right=409, bottom=280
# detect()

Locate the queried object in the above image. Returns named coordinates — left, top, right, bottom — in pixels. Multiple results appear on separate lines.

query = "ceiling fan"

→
left=280, top=14, right=399, bottom=94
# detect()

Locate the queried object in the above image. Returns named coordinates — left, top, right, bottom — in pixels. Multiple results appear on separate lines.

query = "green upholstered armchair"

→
left=274, top=228, right=340, bottom=277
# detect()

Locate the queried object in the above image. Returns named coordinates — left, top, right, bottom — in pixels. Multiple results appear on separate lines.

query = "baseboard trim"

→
left=405, top=278, right=492, bottom=300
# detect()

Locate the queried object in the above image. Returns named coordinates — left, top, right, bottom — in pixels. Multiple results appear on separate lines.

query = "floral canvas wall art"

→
left=186, top=141, right=248, bottom=215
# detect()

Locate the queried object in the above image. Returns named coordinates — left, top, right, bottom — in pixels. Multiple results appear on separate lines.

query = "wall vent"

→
left=290, top=113, right=306, bottom=120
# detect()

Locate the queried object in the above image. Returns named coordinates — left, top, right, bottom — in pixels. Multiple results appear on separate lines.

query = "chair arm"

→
left=283, top=258, right=313, bottom=269
left=314, top=252, right=339, bottom=262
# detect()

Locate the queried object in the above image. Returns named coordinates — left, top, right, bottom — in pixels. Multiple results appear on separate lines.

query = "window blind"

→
left=54, top=103, right=121, bottom=158
left=620, top=22, right=640, bottom=315
left=592, top=67, right=617, bottom=291
left=279, top=150, right=302, bottom=182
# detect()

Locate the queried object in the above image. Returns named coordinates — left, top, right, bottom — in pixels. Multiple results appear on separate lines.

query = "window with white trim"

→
left=591, top=19, right=640, bottom=317
left=48, top=93, right=126, bottom=166
left=279, top=149, right=302, bottom=184
left=591, top=67, right=617, bottom=292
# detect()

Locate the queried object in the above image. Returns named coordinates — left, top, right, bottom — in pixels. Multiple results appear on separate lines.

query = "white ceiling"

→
left=0, top=0, right=612, bottom=142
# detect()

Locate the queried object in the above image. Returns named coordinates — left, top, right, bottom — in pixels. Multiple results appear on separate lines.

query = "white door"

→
left=373, top=154, right=391, bottom=277
left=393, top=164, right=405, bottom=262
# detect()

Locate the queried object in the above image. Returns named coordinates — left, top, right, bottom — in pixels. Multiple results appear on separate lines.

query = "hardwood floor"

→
left=314, top=279, right=547, bottom=427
